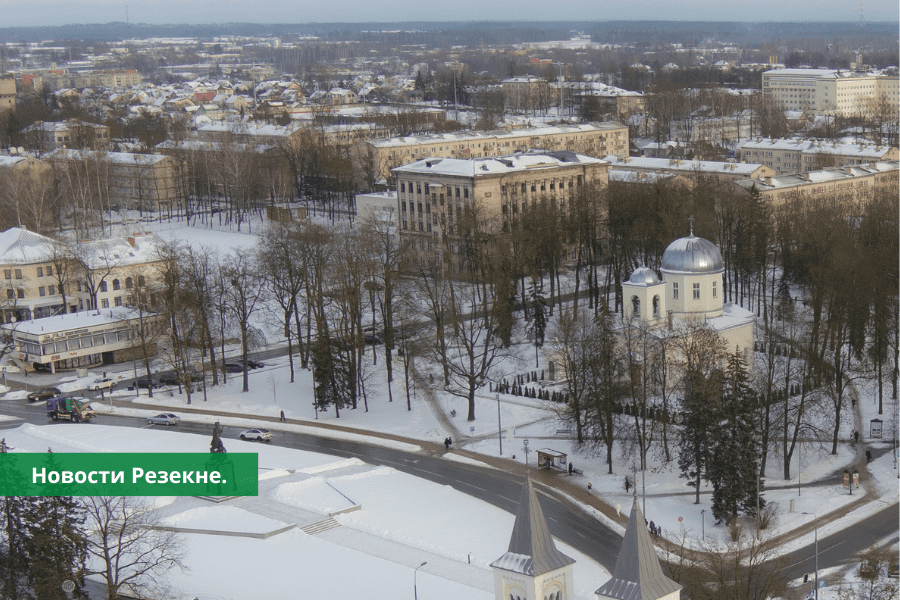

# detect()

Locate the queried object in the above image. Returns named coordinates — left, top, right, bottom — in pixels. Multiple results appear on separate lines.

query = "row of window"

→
left=22, top=328, right=136, bottom=356
left=399, top=181, right=471, bottom=199
left=671, top=281, right=717, bottom=300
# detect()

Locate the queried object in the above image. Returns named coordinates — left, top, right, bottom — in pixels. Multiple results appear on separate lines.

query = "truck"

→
left=46, top=397, right=95, bottom=422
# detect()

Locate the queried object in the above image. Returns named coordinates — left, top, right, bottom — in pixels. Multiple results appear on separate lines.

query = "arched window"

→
left=712, top=280, right=717, bottom=298
left=125, top=277, right=133, bottom=289
left=138, top=275, right=146, bottom=287
left=631, top=296, right=640, bottom=318
left=112, top=279, right=121, bottom=291
left=99, top=281, right=107, bottom=293
left=653, top=295, right=660, bottom=317
left=673, top=282, right=678, bottom=299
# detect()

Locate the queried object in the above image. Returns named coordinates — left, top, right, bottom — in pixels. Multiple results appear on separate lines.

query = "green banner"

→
left=0, top=453, right=258, bottom=496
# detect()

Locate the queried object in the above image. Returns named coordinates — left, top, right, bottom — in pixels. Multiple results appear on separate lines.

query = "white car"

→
left=88, top=377, right=117, bottom=391
left=239, top=428, right=272, bottom=442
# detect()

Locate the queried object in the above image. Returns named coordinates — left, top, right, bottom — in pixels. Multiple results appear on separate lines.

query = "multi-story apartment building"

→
left=0, top=227, right=166, bottom=325
left=501, top=77, right=551, bottom=113
left=24, top=120, right=111, bottom=151
left=47, top=150, right=182, bottom=211
left=392, top=151, right=608, bottom=271
left=0, top=76, right=15, bottom=112
left=734, top=160, right=899, bottom=206
left=762, top=68, right=896, bottom=115
left=601, top=156, right=775, bottom=187
left=31, top=69, right=142, bottom=92
left=363, top=123, right=628, bottom=185
left=740, top=138, right=899, bottom=174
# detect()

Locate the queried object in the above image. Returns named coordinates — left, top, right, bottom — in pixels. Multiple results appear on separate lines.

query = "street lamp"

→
left=414, top=561, right=427, bottom=600
left=496, top=392, right=503, bottom=456
left=802, top=512, right=819, bottom=600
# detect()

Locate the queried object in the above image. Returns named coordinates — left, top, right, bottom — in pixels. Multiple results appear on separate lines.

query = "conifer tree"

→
left=0, top=439, right=32, bottom=600
left=23, top=496, right=88, bottom=600
left=708, top=350, right=764, bottom=523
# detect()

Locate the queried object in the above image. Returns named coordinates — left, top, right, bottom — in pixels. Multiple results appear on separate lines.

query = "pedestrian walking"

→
left=568, top=462, right=574, bottom=475
left=649, top=520, right=655, bottom=535
left=448, top=436, right=452, bottom=447
left=280, top=410, right=285, bottom=422
left=624, top=477, right=631, bottom=493
left=854, top=431, right=859, bottom=443
left=866, top=449, right=872, bottom=462
left=444, top=437, right=450, bottom=451
left=587, top=482, right=592, bottom=494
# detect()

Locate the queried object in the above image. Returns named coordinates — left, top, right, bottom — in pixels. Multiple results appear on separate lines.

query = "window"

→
left=402, top=201, right=407, bottom=211
left=114, top=297, right=122, bottom=307
left=100, top=281, right=107, bottom=292
left=3, top=270, right=9, bottom=279
left=77, top=281, right=82, bottom=292
left=46, top=266, right=52, bottom=276
left=673, top=282, right=678, bottom=299
left=101, top=299, right=109, bottom=308
left=37, top=267, right=43, bottom=277
left=400, top=182, right=406, bottom=193
left=463, top=188, right=469, bottom=199
left=712, top=280, right=717, bottom=298
left=16, top=289, right=23, bottom=299
left=38, top=286, right=45, bottom=297
left=14, top=269, right=21, bottom=279
left=49, top=285, right=55, bottom=295
left=5, top=289, right=12, bottom=299
left=521, top=183, right=526, bottom=193
left=693, top=282, right=700, bottom=300
left=113, top=279, right=121, bottom=291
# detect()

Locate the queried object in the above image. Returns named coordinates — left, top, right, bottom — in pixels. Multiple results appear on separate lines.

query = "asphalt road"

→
left=1, top=397, right=896, bottom=591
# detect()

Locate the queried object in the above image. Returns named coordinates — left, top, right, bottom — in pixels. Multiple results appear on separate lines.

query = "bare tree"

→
left=82, top=496, right=185, bottom=600
left=222, top=253, right=268, bottom=392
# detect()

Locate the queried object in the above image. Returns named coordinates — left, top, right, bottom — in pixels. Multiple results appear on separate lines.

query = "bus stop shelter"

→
left=537, top=448, right=567, bottom=470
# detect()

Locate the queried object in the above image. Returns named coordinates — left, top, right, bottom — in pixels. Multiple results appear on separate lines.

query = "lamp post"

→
left=496, top=392, right=503, bottom=456
left=414, top=561, right=427, bottom=600
left=802, top=512, right=819, bottom=600
left=701, top=509, right=705, bottom=539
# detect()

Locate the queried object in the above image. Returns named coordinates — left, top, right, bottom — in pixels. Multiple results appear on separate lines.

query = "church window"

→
left=712, top=280, right=717, bottom=298
left=653, top=295, right=660, bottom=317
left=673, top=282, right=678, bottom=299
left=631, top=296, right=640, bottom=318
left=693, top=282, right=700, bottom=299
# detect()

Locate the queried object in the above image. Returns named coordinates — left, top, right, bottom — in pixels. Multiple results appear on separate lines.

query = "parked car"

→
left=133, top=378, right=156, bottom=390
left=27, top=387, right=61, bottom=402
left=157, top=373, right=202, bottom=386
left=88, top=377, right=117, bottom=391
left=247, top=360, right=265, bottom=369
left=363, top=326, right=383, bottom=345
left=148, top=413, right=180, bottom=426
left=223, top=363, right=243, bottom=373
left=239, top=428, right=272, bottom=442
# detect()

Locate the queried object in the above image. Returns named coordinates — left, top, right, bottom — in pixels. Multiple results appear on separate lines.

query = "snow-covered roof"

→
left=6, top=307, right=150, bottom=336
left=603, top=155, right=764, bottom=176
left=393, top=151, right=606, bottom=178
left=736, top=161, right=899, bottom=192
left=0, top=228, right=56, bottom=266
left=371, top=123, right=622, bottom=150
left=74, top=233, right=165, bottom=270
left=47, top=149, right=170, bottom=166
left=741, top=138, right=896, bottom=159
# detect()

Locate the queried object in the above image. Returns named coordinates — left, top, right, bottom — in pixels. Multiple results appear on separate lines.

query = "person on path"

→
left=854, top=430, right=859, bottom=443
left=444, top=437, right=450, bottom=451
left=587, top=482, right=592, bottom=494
left=568, top=462, right=573, bottom=475
left=280, top=410, right=285, bottom=422
left=649, top=520, right=655, bottom=535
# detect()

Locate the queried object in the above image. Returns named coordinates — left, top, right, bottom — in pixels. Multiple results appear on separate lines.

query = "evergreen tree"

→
left=0, top=439, right=32, bottom=600
left=525, top=278, right=547, bottom=368
left=23, top=496, right=88, bottom=600
left=709, top=350, right=764, bottom=523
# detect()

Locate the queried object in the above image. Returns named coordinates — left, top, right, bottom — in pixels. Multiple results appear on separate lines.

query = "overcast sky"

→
left=1, top=0, right=897, bottom=28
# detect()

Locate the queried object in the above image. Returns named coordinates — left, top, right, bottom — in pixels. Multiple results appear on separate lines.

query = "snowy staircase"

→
left=301, top=518, right=341, bottom=535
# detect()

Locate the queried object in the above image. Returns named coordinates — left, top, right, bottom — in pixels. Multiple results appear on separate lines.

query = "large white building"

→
left=762, top=68, right=898, bottom=116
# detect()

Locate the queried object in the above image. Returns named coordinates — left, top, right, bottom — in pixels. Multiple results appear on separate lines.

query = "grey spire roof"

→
left=490, top=478, right=575, bottom=577
left=595, top=497, right=682, bottom=600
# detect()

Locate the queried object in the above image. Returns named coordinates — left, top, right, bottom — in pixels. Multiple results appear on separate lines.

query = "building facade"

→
left=602, top=156, right=775, bottom=187
left=0, top=76, right=15, bottom=112
left=740, top=138, right=899, bottom=175
left=393, top=151, right=608, bottom=270
left=365, top=122, right=627, bottom=185
left=762, top=68, right=896, bottom=115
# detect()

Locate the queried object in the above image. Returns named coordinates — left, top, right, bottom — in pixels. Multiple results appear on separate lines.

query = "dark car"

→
left=27, top=387, right=62, bottom=402
left=157, top=373, right=203, bottom=386
left=223, top=363, right=243, bottom=373
left=247, top=360, right=265, bottom=369
left=133, top=378, right=156, bottom=390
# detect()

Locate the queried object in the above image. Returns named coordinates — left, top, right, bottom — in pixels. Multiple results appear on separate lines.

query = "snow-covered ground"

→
left=0, top=423, right=610, bottom=600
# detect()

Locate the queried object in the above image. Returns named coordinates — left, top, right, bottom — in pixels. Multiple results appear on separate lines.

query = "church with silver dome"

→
left=621, top=225, right=755, bottom=362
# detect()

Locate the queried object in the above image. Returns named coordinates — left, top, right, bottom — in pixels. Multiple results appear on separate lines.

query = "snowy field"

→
left=0, top=423, right=610, bottom=600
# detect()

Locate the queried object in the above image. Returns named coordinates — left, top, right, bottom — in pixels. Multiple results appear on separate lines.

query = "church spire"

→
left=595, top=496, right=682, bottom=600
left=491, top=477, right=575, bottom=577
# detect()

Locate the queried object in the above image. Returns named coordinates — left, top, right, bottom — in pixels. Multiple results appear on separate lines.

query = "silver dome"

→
left=628, top=267, right=660, bottom=284
left=661, top=234, right=724, bottom=273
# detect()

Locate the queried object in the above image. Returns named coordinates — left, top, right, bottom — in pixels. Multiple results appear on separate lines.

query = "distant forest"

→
left=0, top=20, right=897, bottom=45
